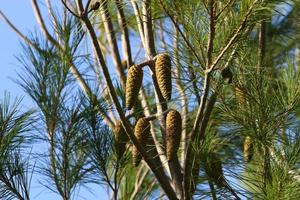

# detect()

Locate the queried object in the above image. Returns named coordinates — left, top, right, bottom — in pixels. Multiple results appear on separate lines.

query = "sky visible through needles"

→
left=0, top=1, right=107, bottom=199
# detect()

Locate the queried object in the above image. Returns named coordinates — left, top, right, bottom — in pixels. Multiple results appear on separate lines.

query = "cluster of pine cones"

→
left=114, top=53, right=183, bottom=166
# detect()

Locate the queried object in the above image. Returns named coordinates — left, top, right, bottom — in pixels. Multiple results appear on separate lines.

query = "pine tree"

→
left=1, top=0, right=300, bottom=199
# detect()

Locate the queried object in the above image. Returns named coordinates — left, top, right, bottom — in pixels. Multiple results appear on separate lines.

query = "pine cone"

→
left=235, top=86, right=246, bottom=107
left=155, top=53, right=172, bottom=100
left=132, top=118, right=150, bottom=166
left=166, top=109, right=182, bottom=161
left=243, top=136, right=253, bottom=162
left=126, top=65, right=143, bottom=110
left=113, top=121, right=129, bottom=158
left=221, top=67, right=233, bottom=84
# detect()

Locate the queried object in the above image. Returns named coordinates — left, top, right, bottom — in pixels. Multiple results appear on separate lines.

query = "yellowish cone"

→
left=243, top=136, right=253, bottom=162
left=155, top=53, right=172, bottom=100
left=166, top=109, right=182, bottom=161
left=126, top=65, right=143, bottom=110
left=114, top=121, right=129, bottom=158
left=132, top=118, right=150, bottom=166
left=235, top=86, right=246, bottom=108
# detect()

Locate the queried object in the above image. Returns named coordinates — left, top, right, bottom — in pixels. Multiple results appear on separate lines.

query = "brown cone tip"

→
left=126, top=65, right=143, bottom=110
left=155, top=53, right=172, bottom=100
left=166, top=109, right=182, bottom=161
left=114, top=121, right=129, bottom=157
left=243, top=136, right=253, bottom=162
left=221, top=67, right=233, bottom=84
left=132, top=118, right=150, bottom=166
left=121, top=60, right=128, bottom=70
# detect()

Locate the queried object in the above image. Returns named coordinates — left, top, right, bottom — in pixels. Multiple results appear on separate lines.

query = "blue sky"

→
left=0, top=1, right=107, bottom=199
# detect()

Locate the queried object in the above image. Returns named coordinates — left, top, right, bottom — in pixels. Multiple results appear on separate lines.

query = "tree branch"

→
left=100, top=0, right=126, bottom=87
left=78, top=1, right=177, bottom=197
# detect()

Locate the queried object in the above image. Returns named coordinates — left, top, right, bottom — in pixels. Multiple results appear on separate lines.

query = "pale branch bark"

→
left=130, top=0, right=146, bottom=48
left=174, top=25, right=188, bottom=163
left=131, top=1, right=182, bottom=197
left=46, top=0, right=63, bottom=45
left=76, top=1, right=177, bottom=198
left=142, top=1, right=183, bottom=197
left=184, top=47, right=238, bottom=199
left=100, top=0, right=126, bottom=87
left=142, top=0, right=156, bottom=58
left=31, top=0, right=59, bottom=48
left=142, top=0, right=183, bottom=199
left=183, top=0, right=217, bottom=195
left=183, top=72, right=211, bottom=200
left=130, top=167, right=150, bottom=200
left=139, top=89, right=171, bottom=175
left=215, top=0, right=235, bottom=20
left=115, top=0, right=133, bottom=67
left=206, top=0, right=216, bottom=68
left=119, top=0, right=170, bottom=173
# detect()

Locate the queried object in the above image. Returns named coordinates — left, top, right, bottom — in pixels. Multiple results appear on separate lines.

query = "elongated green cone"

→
left=155, top=53, right=172, bottom=101
left=113, top=121, right=129, bottom=158
left=166, top=109, right=182, bottom=161
left=235, top=86, right=246, bottom=108
left=132, top=118, right=150, bottom=166
left=243, top=136, right=253, bottom=162
left=126, top=65, right=143, bottom=110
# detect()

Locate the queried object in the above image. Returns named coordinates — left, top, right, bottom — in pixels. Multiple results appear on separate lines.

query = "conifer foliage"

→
left=1, top=0, right=300, bottom=199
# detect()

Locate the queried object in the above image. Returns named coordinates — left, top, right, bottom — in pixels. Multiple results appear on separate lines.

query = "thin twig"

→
left=207, top=0, right=259, bottom=72
left=31, top=0, right=59, bottom=47
left=158, top=0, right=205, bottom=69
left=115, top=0, right=133, bottom=67
left=61, top=0, right=81, bottom=18
left=100, top=0, right=126, bottom=87
left=215, top=0, right=235, bottom=20
left=173, top=24, right=188, bottom=162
